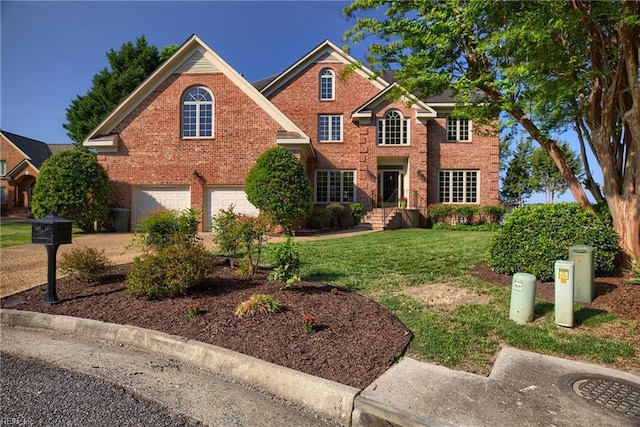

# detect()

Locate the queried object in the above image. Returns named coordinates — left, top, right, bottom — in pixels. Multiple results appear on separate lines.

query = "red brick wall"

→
left=426, top=114, right=500, bottom=206
left=0, top=136, right=39, bottom=211
left=97, top=72, right=284, bottom=218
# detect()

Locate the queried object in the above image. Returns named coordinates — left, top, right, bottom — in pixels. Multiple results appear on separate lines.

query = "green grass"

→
left=264, top=229, right=635, bottom=373
left=0, top=221, right=85, bottom=248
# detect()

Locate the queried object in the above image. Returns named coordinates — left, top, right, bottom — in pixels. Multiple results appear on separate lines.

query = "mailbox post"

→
left=32, top=213, right=73, bottom=305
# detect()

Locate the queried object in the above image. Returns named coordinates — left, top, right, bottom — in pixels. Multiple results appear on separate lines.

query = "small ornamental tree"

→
left=31, top=149, right=113, bottom=231
left=245, top=147, right=313, bottom=234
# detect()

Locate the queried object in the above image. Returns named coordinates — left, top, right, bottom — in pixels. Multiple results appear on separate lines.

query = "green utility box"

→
left=111, top=208, right=130, bottom=233
left=569, top=245, right=594, bottom=303
left=509, top=272, right=537, bottom=324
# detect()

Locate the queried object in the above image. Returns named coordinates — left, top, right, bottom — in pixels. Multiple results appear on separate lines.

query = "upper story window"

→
left=0, top=160, right=6, bottom=176
left=447, top=116, right=471, bottom=142
left=377, top=110, right=409, bottom=145
left=182, top=86, right=213, bottom=138
left=318, top=115, right=343, bottom=142
left=319, top=69, right=335, bottom=100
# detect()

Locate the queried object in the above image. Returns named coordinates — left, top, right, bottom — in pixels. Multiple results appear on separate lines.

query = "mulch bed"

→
left=1, top=257, right=411, bottom=389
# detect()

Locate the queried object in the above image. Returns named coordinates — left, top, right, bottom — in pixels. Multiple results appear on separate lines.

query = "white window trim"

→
left=377, top=110, right=410, bottom=145
left=319, top=69, right=335, bottom=101
left=438, top=170, right=479, bottom=204
left=182, top=86, right=214, bottom=139
left=315, top=170, right=356, bottom=203
left=446, top=116, right=472, bottom=142
left=318, top=115, right=343, bottom=142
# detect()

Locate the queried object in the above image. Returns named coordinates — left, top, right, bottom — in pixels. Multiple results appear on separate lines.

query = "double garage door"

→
left=133, top=186, right=258, bottom=232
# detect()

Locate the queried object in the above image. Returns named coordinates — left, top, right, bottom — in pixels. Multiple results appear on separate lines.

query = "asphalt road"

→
left=0, top=326, right=335, bottom=427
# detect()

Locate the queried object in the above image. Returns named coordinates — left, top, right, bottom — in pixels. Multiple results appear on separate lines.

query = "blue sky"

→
left=1, top=0, right=595, bottom=203
left=1, top=0, right=360, bottom=143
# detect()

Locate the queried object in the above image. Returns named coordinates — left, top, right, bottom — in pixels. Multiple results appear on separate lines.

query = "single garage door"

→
left=206, top=187, right=259, bottom=231
left=133, top=187, right=191, bottom=228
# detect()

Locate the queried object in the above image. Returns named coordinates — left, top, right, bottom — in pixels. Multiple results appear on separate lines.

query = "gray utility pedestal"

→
left=509, top=272, right=537, bottom=324
left=569, top=245, right=594, bottom=303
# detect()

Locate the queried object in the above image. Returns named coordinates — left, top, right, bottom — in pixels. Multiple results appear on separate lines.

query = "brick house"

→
left=0, top=130, right=72, bottom=216
left=84, top=35, right=499, bottom=231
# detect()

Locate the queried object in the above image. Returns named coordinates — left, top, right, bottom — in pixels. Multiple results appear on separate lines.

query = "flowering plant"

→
left=399, top=196, right=407, bottom=202
left=186, top=302, right=201, bottom=318
left=302, top=314, right=319, bottom=333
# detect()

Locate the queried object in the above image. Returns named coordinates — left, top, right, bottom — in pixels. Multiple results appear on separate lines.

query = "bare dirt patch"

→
left=401, top=283, right=491, bottom=309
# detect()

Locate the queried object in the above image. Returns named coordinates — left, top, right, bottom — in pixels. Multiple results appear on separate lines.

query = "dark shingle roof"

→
left=1, top=130, right=74, bottom=168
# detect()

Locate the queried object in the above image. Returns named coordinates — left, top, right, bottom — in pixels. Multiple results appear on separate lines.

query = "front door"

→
left=382, top=171, right=399, bottom=203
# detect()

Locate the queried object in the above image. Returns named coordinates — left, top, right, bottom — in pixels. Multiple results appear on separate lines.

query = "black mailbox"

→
left=32, top=213, right=73, bottom=245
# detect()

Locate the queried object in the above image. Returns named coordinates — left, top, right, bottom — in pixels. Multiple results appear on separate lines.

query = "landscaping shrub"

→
left=134, top=208, right=200, bottom=251
left=212, top=206, right=242, bottom=263
left=349, top=202, right=364, bottom=225
left=236, top=214, right=271, bottom=277
left=481, top=205, right=506, bottom=224
left=453, top=205, right=478, bottom=225
left=487, top=203, right=619, bottom=281
left=268, top=235, right=301, bottom=288
left=234, top=294, right=283, bottom=317
left=326, top=203, right=346, bottom=228
left=245, top=146, right=313, bottom=233
left=125, top=242, right=215, bottom=299
left=307, top=206, right=330, bottom=230
left=428, top=204, right=453, bottom=224
left=59, top=246, right=112, bottom=283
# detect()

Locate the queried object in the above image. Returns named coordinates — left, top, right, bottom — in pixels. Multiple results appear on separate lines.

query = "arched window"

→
left=182, top=86, right=213, bottom=138
left=319, top=69, right=335, bottom=100
left=377, top=110, right=409, bottom=145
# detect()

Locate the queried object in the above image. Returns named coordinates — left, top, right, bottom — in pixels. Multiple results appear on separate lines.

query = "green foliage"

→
left=245, top=147, right=313, bottom=233
left=268, top=235, right=301, bottom=288
left=453, top=205, right=478, bottom=225
left=501, top=138, right=534, bottom=207
left=529, top=142, right=583, bottom=203
left=125, top=242, right=215, bottom=299
left=133, top=208, right=200, bottom=251
left=234, top=294, right=283, bottom=317
left=481, top=205, right=506, bottom=224
left=212, top=206, right=243, bottom=263
left=64, top=36, right=163, bottom=144
left=236, top=214, right=271, bottom=277
left=31, top=149, right=113, bottom=232
left=349, top=202, right=364, bottom=224
left=487, top=203, right=619, bottom=281
left=326, top=203, right=347, bottom=228
left=59, top=246, right=112, bottom=283
left=428, top=204, right=453, bottom=223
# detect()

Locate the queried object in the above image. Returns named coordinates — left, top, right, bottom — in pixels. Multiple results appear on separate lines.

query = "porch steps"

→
left=361, top=208, right=401, bottom=231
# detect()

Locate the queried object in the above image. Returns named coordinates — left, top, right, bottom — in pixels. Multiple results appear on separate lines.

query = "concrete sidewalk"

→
left=2, top=309, right=638, bottom=426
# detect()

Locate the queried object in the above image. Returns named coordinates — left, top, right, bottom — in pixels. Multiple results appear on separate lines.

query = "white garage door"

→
left=133, top=187, right=191, bottom=228
left=206, top=187, right=259, bottom=231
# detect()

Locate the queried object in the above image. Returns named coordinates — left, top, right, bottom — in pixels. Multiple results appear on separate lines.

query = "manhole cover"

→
left=559, top=373, right=640, bottom=421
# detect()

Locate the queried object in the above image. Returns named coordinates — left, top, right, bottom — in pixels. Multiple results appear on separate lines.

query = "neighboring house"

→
left=83, top=35, right=499, bottom=231
left=0, top=130, right=73, bottom=215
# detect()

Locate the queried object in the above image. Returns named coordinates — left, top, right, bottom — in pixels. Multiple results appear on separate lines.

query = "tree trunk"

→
left=604, top=192, right=640, bottom=265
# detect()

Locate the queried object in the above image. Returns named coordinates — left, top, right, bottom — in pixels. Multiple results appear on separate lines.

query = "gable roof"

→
left=1, top=130, right=53, bottom=169
left=259, top=40, right=389, bottom=98
left=84, top=34, right=312, bottom=156
left=351, top=82, right=437, bottom=120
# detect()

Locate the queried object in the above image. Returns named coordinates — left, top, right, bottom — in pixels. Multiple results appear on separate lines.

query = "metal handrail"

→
left=412, top=189, right=428, bottom=210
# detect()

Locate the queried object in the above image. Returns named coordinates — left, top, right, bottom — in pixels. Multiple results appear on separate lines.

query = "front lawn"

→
left=0, top=221, right=85, bottom=248
left=272, top=229, right=635, bottom=374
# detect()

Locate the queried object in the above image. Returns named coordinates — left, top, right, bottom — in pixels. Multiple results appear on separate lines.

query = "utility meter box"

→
left=555, top=260, right=575, bottom=328
left=569, top=245, right=594, bottom=303
left=509, top=273, right=537, bottom=324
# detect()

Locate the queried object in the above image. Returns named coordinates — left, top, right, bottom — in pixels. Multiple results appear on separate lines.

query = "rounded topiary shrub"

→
left=487, top=203, right=619, bottom=281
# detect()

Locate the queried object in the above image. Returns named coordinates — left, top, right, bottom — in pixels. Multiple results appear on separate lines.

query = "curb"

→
left=1, top=309, right=360, bottom=426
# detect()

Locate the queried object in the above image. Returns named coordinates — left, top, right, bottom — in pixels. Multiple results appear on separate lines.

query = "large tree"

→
left=530, top=142, right=583, bottom=203
left=501, top=138, right=533, bottom=208
left=345, top=0, right=640, bottom=263
left=64, top=36, right=178, bottom=145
